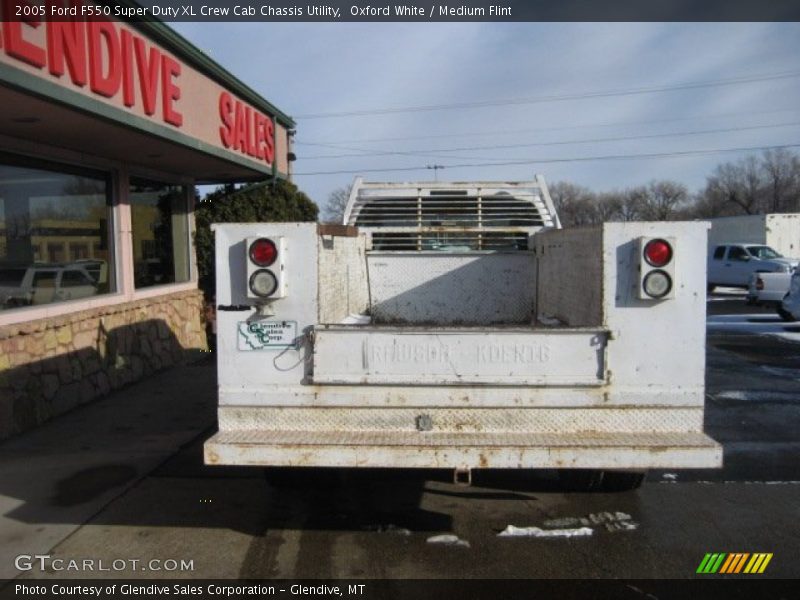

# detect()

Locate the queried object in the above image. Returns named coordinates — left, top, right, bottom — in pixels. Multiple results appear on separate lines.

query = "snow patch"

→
left=542, top=517, right=588, bottom=528
left=587, top=511, right=639, bottom=531
left=760, top=366, right=800, bottom=381
left=497, top=525, right=594, bottom=538
left=750, top=480, right=800, bottom=485
left=372, top=524, right=411, bottom=535
left=707, top=314, right=800, bottom=343
left=540, top=512, right=639, bottom=533
left=715, top=390, right=799, bottom=402
left=426, top=534, right=470, bottom=547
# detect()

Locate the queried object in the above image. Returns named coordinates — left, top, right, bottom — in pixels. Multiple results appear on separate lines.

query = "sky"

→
left=171, top=22, right=800, bottom=209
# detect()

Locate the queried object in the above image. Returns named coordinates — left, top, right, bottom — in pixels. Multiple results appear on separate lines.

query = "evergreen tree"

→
left=194, top=180, right=318, bottom=298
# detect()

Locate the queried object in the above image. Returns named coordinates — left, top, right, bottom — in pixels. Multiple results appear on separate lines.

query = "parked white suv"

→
left=0, top=264, right=98, bottom=309
left=707, top=243, right=796, bottom=291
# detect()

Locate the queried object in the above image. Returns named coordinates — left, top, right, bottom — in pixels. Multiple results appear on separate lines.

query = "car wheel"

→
left=558, top=469, right=646, bottom=492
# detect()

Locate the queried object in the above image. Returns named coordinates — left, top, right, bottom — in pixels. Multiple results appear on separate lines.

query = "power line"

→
left=296, top=121, right=800, bottom=160
left=293, top=142, right=800, bottom=176
left=296, top=107, right=800, bottom=145
left=293, top=70, right=800, bottom=119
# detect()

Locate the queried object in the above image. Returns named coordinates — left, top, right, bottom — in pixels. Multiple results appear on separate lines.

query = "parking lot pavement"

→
left=2, top=296, right=799, bottom=581
left=699, top=297, right=800, bottom=486
left=0, top=357, right=216, bottom=580
left=706, top=288, right=800, bottom=343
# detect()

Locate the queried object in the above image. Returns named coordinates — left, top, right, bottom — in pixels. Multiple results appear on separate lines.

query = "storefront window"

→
left=130, top=178, right=190, bottom=288
left=0, top=158, right=114, bottom=312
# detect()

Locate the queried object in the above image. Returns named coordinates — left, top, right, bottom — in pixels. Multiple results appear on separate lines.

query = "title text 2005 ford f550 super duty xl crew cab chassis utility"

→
left=204, top=176, right=721, bottom=491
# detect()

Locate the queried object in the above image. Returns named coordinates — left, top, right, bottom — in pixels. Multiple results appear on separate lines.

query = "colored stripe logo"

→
left=696, top=553, right=773, bottom=574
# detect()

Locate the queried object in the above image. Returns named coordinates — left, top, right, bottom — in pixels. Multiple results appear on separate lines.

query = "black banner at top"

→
left=9, top=0, right=800, bottom=22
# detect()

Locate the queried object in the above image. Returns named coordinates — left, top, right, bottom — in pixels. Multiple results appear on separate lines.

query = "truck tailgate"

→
left=312, top=326, right=607, bottom=386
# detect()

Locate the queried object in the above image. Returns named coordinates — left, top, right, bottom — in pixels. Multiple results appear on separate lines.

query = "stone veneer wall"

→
left=0, top=289, right=207, bottom=439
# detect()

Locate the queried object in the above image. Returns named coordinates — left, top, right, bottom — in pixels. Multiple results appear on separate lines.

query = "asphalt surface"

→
left=2, top=291, right=799, bottom=583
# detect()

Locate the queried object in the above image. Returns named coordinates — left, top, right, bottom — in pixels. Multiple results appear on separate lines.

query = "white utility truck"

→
left=205, top=176, right=721, bottom=491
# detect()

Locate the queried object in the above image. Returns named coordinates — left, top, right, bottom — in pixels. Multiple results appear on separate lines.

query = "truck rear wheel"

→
left=558, top=469, right=646, bottom=492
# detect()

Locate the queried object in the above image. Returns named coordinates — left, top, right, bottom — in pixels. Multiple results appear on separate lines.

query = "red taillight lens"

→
left=644, top=239, right=672, bottom=267
left=249, top=238, right=277, bottom=267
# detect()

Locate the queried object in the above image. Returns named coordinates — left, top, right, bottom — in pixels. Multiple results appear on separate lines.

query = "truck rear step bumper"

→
left=204, top=430, right=722, bottom=469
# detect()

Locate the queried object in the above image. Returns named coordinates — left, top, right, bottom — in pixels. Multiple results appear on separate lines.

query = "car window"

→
left=31, top=271, right=57, bottom=288
left=61, top=270, right=93, bottom=288
left=713, top=246, right=726, bottom=260
left=728, top=246, right=749, bottom=261
left=0, top=268, right=27, bottom=286
left=746, top=245, right=782, bottom=259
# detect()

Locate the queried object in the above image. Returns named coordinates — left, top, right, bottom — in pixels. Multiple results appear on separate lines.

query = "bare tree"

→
left=595, top=192, right=622, bottom=222
left=617, top=187, right=647, bottom=222
left=320, top=185, right=352, bottom=224
left=762, top=148, right=800, bottom=213
left=641, top=180, right=688, bottom=221
left=548, top=181, right=597, bottom=227
left=702, top=156, right=764, bottom=216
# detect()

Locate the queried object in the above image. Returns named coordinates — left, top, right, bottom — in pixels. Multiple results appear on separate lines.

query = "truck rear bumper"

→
left=204, top=430, right=722, bottom=469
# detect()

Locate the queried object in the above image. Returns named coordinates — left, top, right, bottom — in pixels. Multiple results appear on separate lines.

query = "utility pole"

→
left=426, top=164, right=445, bottom=181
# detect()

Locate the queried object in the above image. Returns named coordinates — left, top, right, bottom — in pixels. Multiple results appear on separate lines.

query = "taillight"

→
left=642, top=270, right=673, bottom=298
left=638, top=236, right=676, bottom=300
left=643, top=239, right=672, bottom=267
left=245, top=236, right=285, bottom=299
left=249, top=238, right=278, bottom=267
left=249, top=269, right=279, bottom=298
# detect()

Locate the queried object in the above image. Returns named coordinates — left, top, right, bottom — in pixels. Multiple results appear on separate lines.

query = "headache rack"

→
left=343, top=175, right=561, bottom=250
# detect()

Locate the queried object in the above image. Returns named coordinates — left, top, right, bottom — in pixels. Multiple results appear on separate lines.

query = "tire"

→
left=558, top=469, right=646, bottom=492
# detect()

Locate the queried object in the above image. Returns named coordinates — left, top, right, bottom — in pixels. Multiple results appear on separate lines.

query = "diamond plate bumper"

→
left=204, top=429, right=722, bottom=469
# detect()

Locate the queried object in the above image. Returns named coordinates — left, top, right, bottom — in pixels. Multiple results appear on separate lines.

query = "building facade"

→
left=0, top=10, right=294, bottom=438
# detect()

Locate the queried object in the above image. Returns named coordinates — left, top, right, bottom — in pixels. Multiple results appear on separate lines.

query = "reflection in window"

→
left=130, top=178, right=190, bottom=289
left=0, top=159, right=113, bottom=311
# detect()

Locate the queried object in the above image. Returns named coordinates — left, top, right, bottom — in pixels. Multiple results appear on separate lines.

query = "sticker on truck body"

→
left=237, top=321, right=297, bottom=350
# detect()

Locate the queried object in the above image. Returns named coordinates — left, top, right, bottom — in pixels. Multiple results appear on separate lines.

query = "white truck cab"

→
left=708, top=243, right=796, bottom=291
left=204, top=176, right=721, bottom=490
